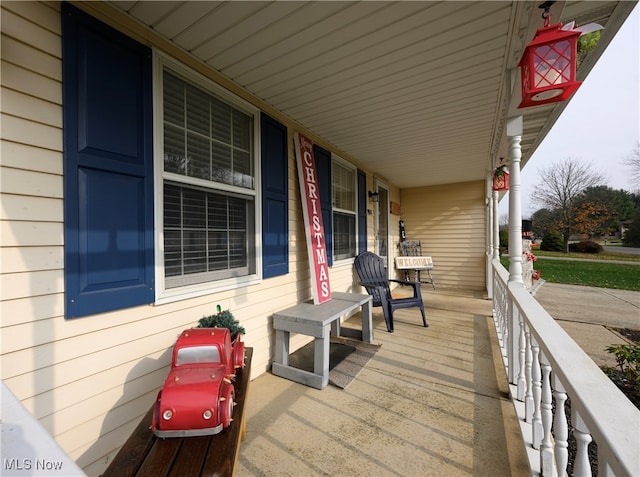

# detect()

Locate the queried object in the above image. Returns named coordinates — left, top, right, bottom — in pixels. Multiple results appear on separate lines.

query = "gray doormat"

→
left=287, top=336, right=381, bottom=389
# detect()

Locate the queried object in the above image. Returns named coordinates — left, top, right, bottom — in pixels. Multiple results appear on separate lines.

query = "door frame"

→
left=374, top=179, right=390, bottom=271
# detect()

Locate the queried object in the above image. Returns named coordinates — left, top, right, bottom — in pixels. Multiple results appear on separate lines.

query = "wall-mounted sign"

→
left=294, top=132, right=332, bottom=304
left=390, top=201, right=401, bottom=215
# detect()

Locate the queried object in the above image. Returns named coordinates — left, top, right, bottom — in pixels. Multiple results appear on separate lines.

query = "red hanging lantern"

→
left=492, top=166, right=509, bottom=191
left=518, top=6, right=582, bottom=108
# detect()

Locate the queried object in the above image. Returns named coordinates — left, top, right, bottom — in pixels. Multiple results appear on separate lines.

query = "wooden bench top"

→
left=272, top=292, right=372, bottom=327
left=102, top=348, right=253, bottom=477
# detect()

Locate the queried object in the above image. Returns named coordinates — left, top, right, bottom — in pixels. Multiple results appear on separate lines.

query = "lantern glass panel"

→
left=533, top=40, right=572, bottom=87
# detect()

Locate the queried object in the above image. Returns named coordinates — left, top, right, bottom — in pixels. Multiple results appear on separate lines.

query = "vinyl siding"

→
left=1, top=2, right=488, bottom=474
left=0, top=2, right=399, bottom=475
left=401, top=181, right=487, bottom=291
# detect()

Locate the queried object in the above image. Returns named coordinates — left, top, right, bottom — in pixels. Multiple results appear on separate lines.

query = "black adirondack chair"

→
left=354, top=251, right=427, bottom=333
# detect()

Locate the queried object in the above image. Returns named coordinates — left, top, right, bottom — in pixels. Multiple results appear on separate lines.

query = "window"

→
left=63, top=6, right=288, bottom=316
left=332, top=157, right=357, bottom=261
left=160, top=66, right=258, bottom=291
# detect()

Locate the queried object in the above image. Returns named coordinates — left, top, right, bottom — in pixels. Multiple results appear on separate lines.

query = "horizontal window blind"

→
left=164, top=183, right=254, bottom=287
left=163, top=70, right=254, bottom=189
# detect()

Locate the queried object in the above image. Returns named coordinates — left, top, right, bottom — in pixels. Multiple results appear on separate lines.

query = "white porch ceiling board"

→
left=347, top=127, right=491, bottom=151
left=290, top=59, right=501, bottom=124
left=301, top=70, right=501, bottom=128
left=172, top=2, right=271, bottom=50
left=223, top=2, right=380, bottom=80
left=336, top=131, right=491, bottom=164
left=191, top=2, right=309, bottom=61
left=311, top=88, right=499, bottom=137
left=249, top=2, right=507, bottom=102
left=333, top=110, right=494, bottom=153
left=105, top=0, right=631, bottom=189
left=310, top=92, right=498, bottom=138
left=317, top=110, right=496, bottom=153
left=318, top=92, right=500, bottom=141
left=564, top=1, right=617, bottom=25
left=205, top=2, right=356, bottom=69
left=272, top=36, right=506, bottom=115
left=243, top=2, right=436, bottom=96
left=152, top=2, right=225, bottom=39
left=123, top=1, right=183, bottom=26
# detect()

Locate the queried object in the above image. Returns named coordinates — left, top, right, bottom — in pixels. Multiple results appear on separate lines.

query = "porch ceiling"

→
left=108, top=0, right=634, bottom=189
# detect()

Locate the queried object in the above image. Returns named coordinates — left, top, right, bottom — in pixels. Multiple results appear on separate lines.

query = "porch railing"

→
left=491, top=258, right=640, bottom=477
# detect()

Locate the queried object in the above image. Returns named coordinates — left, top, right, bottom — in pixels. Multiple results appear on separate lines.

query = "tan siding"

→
left=1, top=269, right=63, bottom=301
left=1, top=141, right=63, bottom=174
left=1, top=295, right=64, bottom=327
left=1, top=221, right=63, bottom=247
left=401, top=181, right=486, bottom=291
left=1, top=2, right=62, bottom=49
left=2, top=34, right=61, bottom=80
left=0, top=2, right=406, bottom=474
left=2, top=88, right=62, bottom=127
left=1, top=194, right=62, bottom=222
left=0, top=61, right=62, bottom=104
left=1, top=167, right=63, bottom=198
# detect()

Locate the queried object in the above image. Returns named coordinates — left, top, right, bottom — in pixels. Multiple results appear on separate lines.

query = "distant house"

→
left=621, top=219, right=633, bottom=239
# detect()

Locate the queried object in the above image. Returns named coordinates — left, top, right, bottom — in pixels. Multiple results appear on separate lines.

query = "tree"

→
left=530, top=207, right=561, bottom=239
left=574, top=186, right=637, bottom=237
left=621, top=142, right=640, bottom=192
left=532, top=158, right=607, bottom=252
left=622, top=208, right=640, bottom=247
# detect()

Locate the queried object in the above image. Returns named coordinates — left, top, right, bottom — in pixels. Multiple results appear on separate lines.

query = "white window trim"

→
left=331, top=153, right=358, bottom=267
left=153, top=51, right=262, bottom=305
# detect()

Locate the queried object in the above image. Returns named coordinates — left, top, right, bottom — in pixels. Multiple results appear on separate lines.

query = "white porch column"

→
left=492, top=190, right=500, bottom=260
left=486, top=176, right=494, bottom=299
left=507, top=115, right=524, bottom=286
left=507, top=115, right=524, bottom=385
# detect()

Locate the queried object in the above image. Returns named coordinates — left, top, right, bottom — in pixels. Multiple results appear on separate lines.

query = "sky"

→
left=499, top=4, right=640, bottom=218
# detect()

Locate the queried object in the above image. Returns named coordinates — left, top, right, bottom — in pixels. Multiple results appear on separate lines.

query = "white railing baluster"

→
left=525, top=325, right=534, bottom=422
left=517, top=312, right=526, bottom=400
left=572, top=408, right=593, bottom=477
left=540, top=355, right=555, bottom=476
left=553, top=379, right=569, bottom=476
left=531, top=339, right=542, bottom=448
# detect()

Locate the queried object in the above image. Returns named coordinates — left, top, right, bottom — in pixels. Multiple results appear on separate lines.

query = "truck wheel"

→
left=219, top=384, right=235, bottom=428
left=234, top=341, right=246, bottom=369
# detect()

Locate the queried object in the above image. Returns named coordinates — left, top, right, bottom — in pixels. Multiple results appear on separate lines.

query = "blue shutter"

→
left=261, top=113, right=289, bottom=278
left=357, top=169, right=367, bottom=253
left=62, top=4, right=154, bottom=318
left=313, top=145, right=333, bottom=267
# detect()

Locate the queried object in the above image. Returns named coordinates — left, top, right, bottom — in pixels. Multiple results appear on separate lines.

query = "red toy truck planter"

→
left=152, top=327, right=245, bottom=438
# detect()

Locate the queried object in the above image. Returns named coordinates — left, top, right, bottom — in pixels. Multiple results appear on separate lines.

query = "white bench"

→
left=272, top=292, right=373, bottom=389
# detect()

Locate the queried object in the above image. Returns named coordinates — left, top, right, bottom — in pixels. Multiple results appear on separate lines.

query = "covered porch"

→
left=238, top=289, right=530, bottom=476
left=1, top=2, right=638, bottom=475
left=237, top=277, right=639, bottom=477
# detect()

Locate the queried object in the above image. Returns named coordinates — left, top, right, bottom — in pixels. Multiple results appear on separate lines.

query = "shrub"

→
left=568, top=240, right=603, bottom=253
left=605, top=344, right=640, bottom=384
left=541, top=230, right=564, bottom=251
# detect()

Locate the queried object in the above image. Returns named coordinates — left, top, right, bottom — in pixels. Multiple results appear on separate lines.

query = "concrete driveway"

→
left=534, top=282, right=640, bottom=367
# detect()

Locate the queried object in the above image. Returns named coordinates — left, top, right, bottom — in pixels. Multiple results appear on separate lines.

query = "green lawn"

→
left=534, top=249, right=640, bottom=263
left=500, top=256, right=640, bottom=291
